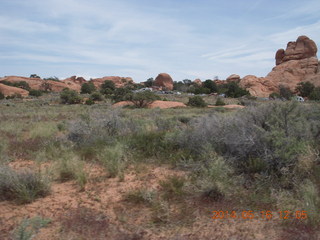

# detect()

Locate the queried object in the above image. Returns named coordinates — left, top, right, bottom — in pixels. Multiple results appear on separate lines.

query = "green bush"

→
left=187, top=96, right=207, bottom=107
left=85, top=99, right=95, bottom=105
left=215, top=97, right=225, bottom=106
left=279, top=85, right=293, bottom=100
left=177, top=101, right=318, bottom=182
left=203, top=80, right=218, bottom=93
left=81, top=82, right=96, bottom=94
left=60, top=88, right=82, bottom=104
left=0, top=80, right=31, bottom=90
left=269, top=92, right=281, bottom=99
left=223, top=82, right=249, bottom=98
left=309, top=87, right=320, bottom=101
left=296, top=82, right=315, bottom=98
left=29, top=89, right=43, bottom=97
left=125, top=91, right=160, bottom=108
left=0, top=166, right=50, bottom=204
left=111, top=88, right=131, bottom=103
left=100, top=80, right=116, bottom=95
left=89, top=92, right=103, bottom=101
left=12, top=216, right=51, bottom=240
left=0, top=92, right=4, bottom=100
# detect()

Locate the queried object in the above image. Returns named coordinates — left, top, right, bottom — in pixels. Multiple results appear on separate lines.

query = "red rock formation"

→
left=193, top=79, right=202, bottom=86
left=1, top=76, right=81, bottom=92
left=0, top=83, right=29, bottom=97
left=154, top=73, right=174, bottom=91
left=276, top=35, right=317, bottom=65
left=226, top=74, right=241, bottom=83
left=91, top=76, right=134, bottom=89
left=239, top=36, right=320, bottom=97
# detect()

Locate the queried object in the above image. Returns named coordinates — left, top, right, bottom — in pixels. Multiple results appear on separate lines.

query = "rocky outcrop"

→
left=91, top=76, right=134, bottom=89
left=0, top=83, right=29, bottom=97
left=193, top=79, right=202, bottom=86
left=276, top=36, right=317, bottom=65
left=239, top=36, right=320, bottom=97
left=226, top=74, right=240, bottom=83
left=154, top=73, right=174, bottom=91
left=1, top=76, right=81, bottom=92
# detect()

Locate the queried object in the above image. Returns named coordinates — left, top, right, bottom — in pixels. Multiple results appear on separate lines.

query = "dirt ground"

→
left=2, top=160, right=318, bottom=240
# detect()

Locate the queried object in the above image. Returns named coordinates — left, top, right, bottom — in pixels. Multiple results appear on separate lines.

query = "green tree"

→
left=215, top=97, right=226, bottom=106
left=309, top=87, right=320, bottom=100
left=30, top=74, right=40, bottom=78
left=187, top=96, right=207, bottom=107
left=279, top=85, right=293, bottom=100
left=29, top=89, right=43, bottom=97
left=81, top=82, right=96, bottom=94
left=60, top=88, right=82, bottom=104
left=100, top=80, right=116, bottom=95
left=224, top=82, right=249, bottom=98
left=296, top=82, right=315, bottom=97
left=112, top=87, right=131, bottom=102
left=145, top=78, right=154, bottom=87
left=89, top=92, right=103, bottom=101
left=203, top=80, right=218, bottom=93
left=126, top=91, right=160, bottom=108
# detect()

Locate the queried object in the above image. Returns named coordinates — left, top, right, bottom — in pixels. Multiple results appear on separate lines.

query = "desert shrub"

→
left=60, top=88, right=82, bottom=104
left=151, top=200, right=170, bottom=224
left=6, top=93, right=22, bottom=99
left=30, top=74, right=40, bottom=78
left=128, top=131, right=173, bottom=159
left=89, top=91, right=103, bottom=101
left=81, top=82, right=96, bottom=94
left=98, top=143, right=127, bottom=178
left=296, top=81, right=315, bottom=98
left=194, top=87, right=210, bottom=95
left=0, top=80, right=30, bottom=90
left=111, top=88, right=131, bottom=102
left=100, top=80, right=116, bottom=95
left=29, top=89, right=43, bottom=97
left=55, top=155, right=87, bottom=190
left=125, top=91, right=160, bottom=108
left=224, top=82, right=249, bottom=98
left=11, top=216, right=51, bottom=240
left=124, top=188, right=156, bottom=205
left=85, top=98, right=95, bottom=105
left=309, top=87, right=320, bottom=101
left=0, top=92, right=5, bottom=100
left=203, top=79, right=218, bottom=93
left=176, top=101, right=319, bottom=183
left=68, top=109, right=140, bottom=148
left=0, top=166, right=50, bottom=204
left=269, top=92, right=281, bottom=99
left=159, top=175, right=186, bottom=199
left=215, top=97, right=225, bottom=106
left=279, top=85, right=293, bottom=100
left=187, top=96, right=207, bottom=107
left=298, top=180, right=320, bottom=225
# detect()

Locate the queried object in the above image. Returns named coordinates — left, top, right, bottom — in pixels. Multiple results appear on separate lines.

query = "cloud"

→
left=0, top=16, right=60, bottom=33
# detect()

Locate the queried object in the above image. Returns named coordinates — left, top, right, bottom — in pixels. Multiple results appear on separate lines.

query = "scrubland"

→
left=0, top=94, right=319, bottom=240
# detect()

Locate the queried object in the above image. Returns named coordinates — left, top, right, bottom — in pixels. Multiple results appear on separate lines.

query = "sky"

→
left=0, top=0, right=320, bottom=82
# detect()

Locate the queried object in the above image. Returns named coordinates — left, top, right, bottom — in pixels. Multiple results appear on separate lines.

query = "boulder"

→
left=0, top=83, right=29, bottom=97
left=276, top=35, right=317, bottom=65
left=154, top=73, right=174, bottom=91
left=226, top=74, right=241, bottom=83
left=91, top=76, right=134, bottom=89
left=193, top=79, right=202, bottom=86
left=239, top=36, right=320, bottom=97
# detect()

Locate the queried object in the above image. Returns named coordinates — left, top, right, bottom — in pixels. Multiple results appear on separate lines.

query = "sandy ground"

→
left=113, top=100, right=186, bottom=109
left=1, top=160, right=318, bottom=240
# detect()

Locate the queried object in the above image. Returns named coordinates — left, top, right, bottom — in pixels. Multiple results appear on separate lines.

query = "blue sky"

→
left=0, top=0, right=319, bottom=82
